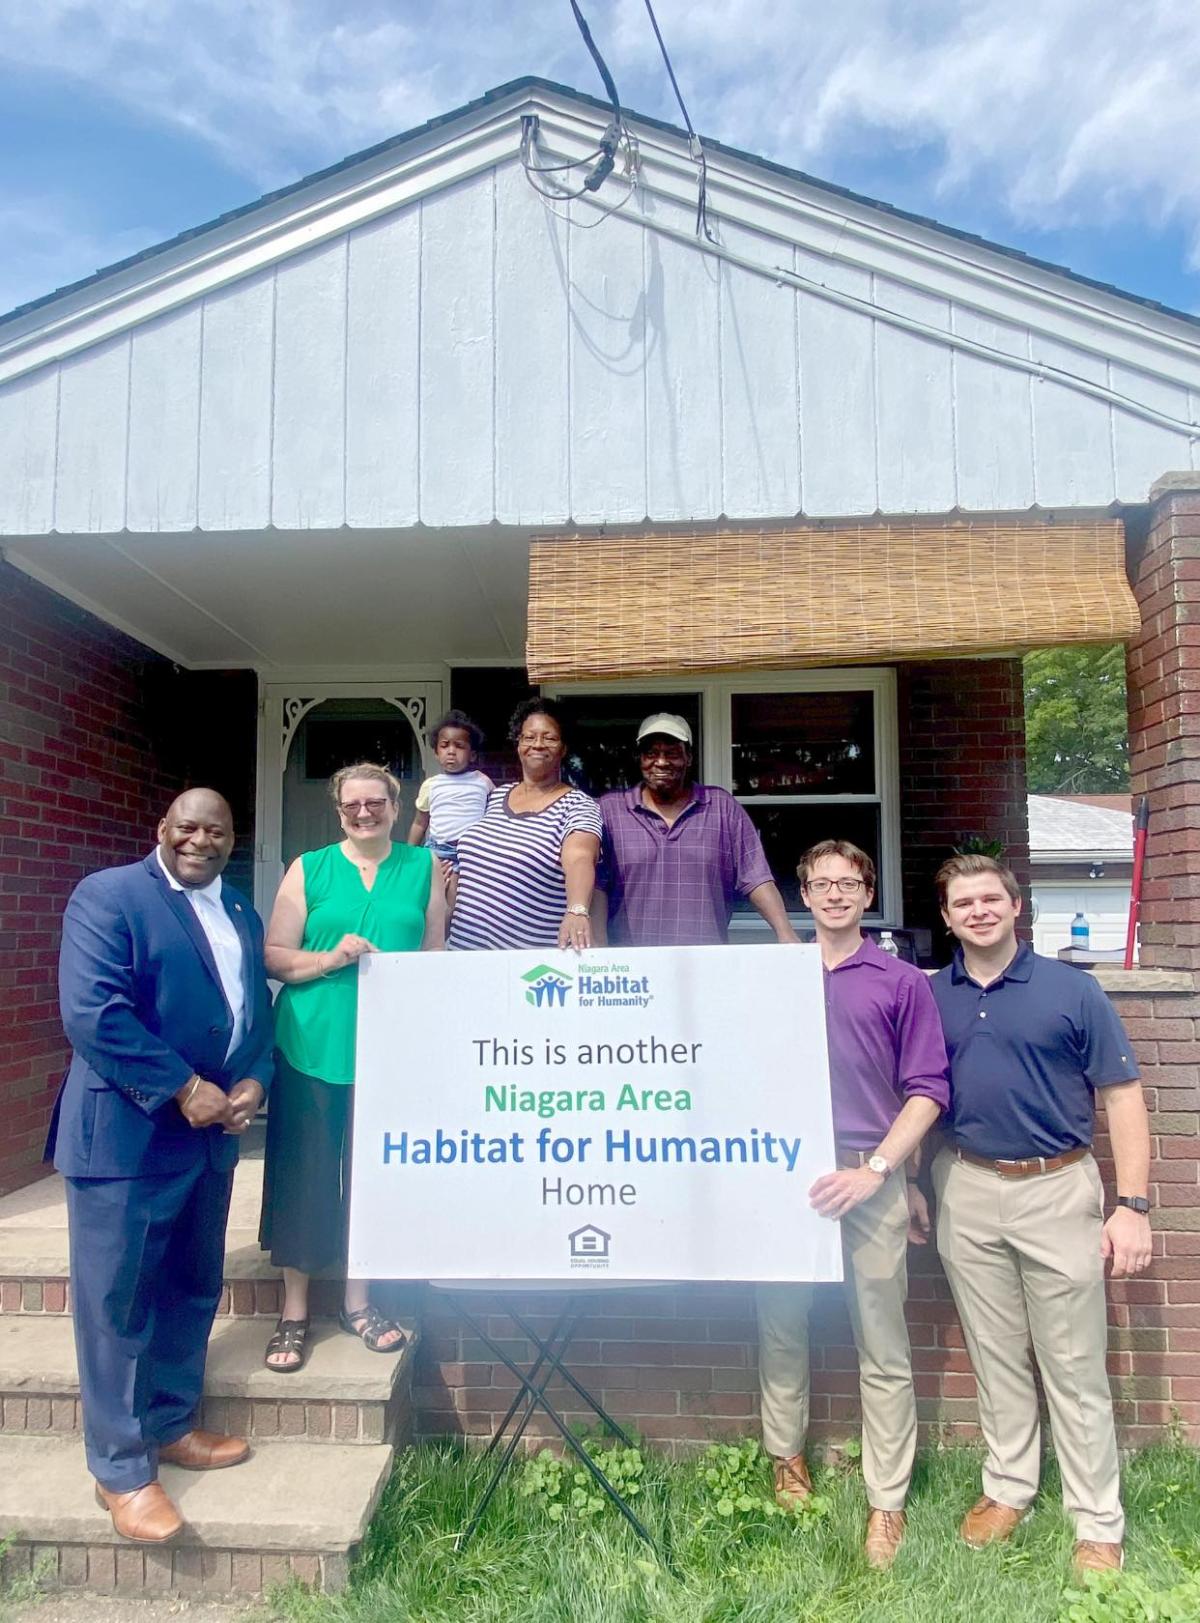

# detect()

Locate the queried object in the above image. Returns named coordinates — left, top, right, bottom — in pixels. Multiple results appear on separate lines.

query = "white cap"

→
left=636, top=713, right=692, bottom=747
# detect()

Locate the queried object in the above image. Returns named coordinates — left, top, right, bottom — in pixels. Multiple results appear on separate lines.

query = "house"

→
left=2, top=78, right=1197, bottom=1455
left=1028, top=794, right=1135, bottom=955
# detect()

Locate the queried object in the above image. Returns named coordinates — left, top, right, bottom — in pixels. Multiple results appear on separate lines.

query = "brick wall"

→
left=898, top=658, right=1030, bottom=962
left=1100, top=984, right=1200, bottom=1447
left=0, top=562, right=256, bottom=1193
left=1127, top=478, right=1200, bottom=973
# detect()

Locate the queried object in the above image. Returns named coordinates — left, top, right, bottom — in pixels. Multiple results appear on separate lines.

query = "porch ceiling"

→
left=3, top=526, right=532, bottom=669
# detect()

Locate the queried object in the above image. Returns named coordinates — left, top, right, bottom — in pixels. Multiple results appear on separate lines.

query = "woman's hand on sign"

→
left=558, top=909, right=592, bottom=953
left=327, top=933, right=378, bottom=970
left=808, top=1165, right=885, bottom=1220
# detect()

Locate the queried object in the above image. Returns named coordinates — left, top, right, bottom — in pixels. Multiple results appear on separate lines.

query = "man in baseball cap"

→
left=596, top=714, right=797, bottom=947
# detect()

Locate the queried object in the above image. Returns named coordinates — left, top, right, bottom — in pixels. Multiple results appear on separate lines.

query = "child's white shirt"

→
left=415, top=769, right=493, bottom=842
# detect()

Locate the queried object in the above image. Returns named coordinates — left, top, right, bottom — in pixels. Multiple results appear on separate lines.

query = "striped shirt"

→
left=448, top=786, right=603, bottom=950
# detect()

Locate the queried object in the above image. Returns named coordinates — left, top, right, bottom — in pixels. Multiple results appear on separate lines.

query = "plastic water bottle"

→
left=879, top=931, right=901, bottom=957
left=1071, top=911, right=1090, bottom=951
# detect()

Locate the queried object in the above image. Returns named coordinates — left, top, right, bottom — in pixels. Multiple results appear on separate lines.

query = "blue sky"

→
left=2, top=0, right=1197, bottom=320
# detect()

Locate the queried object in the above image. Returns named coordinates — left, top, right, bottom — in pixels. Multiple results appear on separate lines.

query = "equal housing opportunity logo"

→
left=521, top=964, right=573, bottom=1008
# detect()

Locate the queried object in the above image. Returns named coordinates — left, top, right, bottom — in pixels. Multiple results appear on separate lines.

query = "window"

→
left=549, top=670, right=899, bottom=924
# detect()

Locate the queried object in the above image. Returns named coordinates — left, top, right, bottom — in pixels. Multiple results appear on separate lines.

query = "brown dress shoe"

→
left=865, top=1507, right=906, bottom=1569
left=94, top=1481, right=183, bottom=1544
left=158, top=1428, right=249, bottom=1470
left=960, top=1494, right=1027, bottom=1548
left=1073, top=1540, right=1124, bottom=1577
left=772, top=1453, right=813, bottom=1508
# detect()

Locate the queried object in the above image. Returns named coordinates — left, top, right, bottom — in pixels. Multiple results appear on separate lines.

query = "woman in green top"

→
left=259, top=761, right=445, bottom=1371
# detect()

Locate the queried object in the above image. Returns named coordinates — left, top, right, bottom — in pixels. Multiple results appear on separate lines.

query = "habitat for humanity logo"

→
left=522, top=964, right=573, bottom=1008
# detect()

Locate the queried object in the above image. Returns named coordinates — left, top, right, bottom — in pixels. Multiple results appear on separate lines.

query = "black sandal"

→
left=264, top=1317, right=310, bottom=1373
left=338, top=1304, right=408, bottom=1353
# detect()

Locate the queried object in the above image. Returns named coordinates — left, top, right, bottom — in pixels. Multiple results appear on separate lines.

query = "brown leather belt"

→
left=954, top=1145, right=1090, bottom=1179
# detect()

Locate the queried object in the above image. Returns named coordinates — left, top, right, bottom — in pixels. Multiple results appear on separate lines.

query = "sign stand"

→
left=434, top=1286, right=662, bottom=1559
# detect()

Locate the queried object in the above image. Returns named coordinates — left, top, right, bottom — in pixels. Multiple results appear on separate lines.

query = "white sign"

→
left=349, top=945, right=842, bottom=1284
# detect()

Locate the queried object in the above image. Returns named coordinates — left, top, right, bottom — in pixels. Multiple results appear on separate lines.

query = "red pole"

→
left=1124, top=795, right=1150, bottom=970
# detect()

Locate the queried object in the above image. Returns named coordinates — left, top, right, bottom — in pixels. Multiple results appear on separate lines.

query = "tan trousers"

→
left=933, top=1149, right=1123, bottom=1544
left=756, top=1170, right=915, bottom=1511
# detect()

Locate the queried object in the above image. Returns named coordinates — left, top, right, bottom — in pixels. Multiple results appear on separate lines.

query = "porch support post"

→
left=1127, top=474, right=1200, bottom=971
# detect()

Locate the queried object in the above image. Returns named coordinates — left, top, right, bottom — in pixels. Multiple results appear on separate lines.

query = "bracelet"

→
left=565, top=904, right=590, bottom=917
left=319, top=954, right=337, bottom=978
left=183, top=1076, right=201, bottom=1108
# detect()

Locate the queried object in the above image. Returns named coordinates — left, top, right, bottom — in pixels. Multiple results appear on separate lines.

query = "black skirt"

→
left=258, top=1054, right=354, bottom=1275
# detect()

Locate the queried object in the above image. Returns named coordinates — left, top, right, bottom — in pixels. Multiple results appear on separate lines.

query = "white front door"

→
left=255, top=679, right=445, bottom=917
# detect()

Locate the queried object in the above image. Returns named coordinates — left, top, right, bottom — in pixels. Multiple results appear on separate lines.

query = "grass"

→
left=263, top=1438, right=1200, bottom=1623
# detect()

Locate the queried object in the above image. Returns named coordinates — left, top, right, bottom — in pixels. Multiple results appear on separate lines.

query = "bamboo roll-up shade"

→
left=526, top=521, right=1139, bottom=682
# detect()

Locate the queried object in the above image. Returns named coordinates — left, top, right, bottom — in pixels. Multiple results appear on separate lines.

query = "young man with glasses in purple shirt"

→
left=596, top=713, right=797, bottom=946
left=756, top=839, right=949, bottom=1569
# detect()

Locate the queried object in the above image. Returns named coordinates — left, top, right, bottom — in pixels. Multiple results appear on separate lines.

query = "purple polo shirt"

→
left=823, top=936, right=951, bottom=1152
left=598, top=783, right=774, bottom=946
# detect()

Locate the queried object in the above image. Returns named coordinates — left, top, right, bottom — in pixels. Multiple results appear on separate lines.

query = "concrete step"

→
left=0, top=1432, right=393, bottom=1595
left=0, top=1313, right=416, bottom=1445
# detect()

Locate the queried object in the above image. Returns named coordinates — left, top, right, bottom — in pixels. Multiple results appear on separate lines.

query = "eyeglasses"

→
left=339, top=799, right=388, bottom=815
left=805, top=877, right=866, bottom=895
left=519, top=732, right=562, bottom=746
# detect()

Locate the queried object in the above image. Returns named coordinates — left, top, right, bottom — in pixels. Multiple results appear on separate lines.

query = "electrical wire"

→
left=642, top=0, right=716, bottom=243
left=521, top=118, right=641, bottom=228
left=562, top=187, right=1198, bottom=436
left=569, top=0, right=622, bottom=122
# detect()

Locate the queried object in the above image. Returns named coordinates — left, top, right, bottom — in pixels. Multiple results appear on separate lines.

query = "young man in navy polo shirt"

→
left=930, top=854, right=1152, bottom=1579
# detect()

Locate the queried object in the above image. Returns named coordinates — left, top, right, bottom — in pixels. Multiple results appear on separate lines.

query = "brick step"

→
left=0, top=1271, right=378, bottom=1320
left=0, top=1313, right=417, bottom=1445
left=0, top=1432, right=393, bottom=1595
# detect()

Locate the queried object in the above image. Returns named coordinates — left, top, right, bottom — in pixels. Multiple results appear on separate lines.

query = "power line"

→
left=568, top=0, right=622, bottom=123
left=642, top=0, right=716, bottom=242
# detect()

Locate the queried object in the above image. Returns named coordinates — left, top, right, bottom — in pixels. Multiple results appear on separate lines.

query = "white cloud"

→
left=2, top=0, right=1198, bottom=268
left=608, top=0, right=1200, bottom=256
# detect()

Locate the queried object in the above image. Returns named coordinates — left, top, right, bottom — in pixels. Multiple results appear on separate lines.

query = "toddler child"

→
left=406, top=709, right=493, bottom=870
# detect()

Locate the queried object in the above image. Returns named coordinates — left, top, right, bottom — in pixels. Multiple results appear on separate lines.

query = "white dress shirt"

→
left=155, top=848, right=247, bottom=1059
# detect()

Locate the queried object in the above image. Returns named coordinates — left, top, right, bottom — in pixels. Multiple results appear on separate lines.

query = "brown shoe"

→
left=960, top=1494, right=1027, bottom=1548
left=1073, top=1541, right=1124, bottom=1577
left=94, top=1481, right=183, bottom=1544
left=772, top=1452, right=813, bottom=1508
left=865, top=1508, right=906, bottom=1569
left=159, top=1428, right=249, bottom=1471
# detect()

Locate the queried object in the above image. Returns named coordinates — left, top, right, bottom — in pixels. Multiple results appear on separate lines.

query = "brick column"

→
left=897, top=658, right=1030, bottom=962
left=1127, top=475, right=1200, bottom=971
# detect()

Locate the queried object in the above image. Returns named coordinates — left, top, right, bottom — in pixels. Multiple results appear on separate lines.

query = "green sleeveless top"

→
left=274, top=842, right=432, bottom=1085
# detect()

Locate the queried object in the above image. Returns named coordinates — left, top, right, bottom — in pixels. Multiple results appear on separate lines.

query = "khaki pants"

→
left=933, top=1149, right=1123, bottom=1544
left=756, top=1170, right=915, bottom=1511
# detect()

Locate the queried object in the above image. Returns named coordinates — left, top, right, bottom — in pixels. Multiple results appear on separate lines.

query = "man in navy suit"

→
left=54, top=788, right=274, bottom=1544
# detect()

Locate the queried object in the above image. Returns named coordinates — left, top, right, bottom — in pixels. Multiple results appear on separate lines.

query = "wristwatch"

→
left=1115, top=1195, right=1151, bottom=1214
left=565, top=903, right=590, bottom=917
left=866, top=1154, right=890, bottom=1177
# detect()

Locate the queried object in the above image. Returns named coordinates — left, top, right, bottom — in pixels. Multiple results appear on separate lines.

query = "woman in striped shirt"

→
left=448, top=698, right=603, bottom=951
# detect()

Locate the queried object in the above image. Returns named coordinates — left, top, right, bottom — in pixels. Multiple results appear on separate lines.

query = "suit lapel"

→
left=145, top=852, right=227, bottom=1003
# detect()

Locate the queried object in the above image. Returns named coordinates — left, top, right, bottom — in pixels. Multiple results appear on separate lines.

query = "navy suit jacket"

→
left=52, top=852, right=274, bottom=1178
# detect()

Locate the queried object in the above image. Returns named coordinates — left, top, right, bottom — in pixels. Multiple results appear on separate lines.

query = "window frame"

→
left=547, top=667, right=901, bottom=927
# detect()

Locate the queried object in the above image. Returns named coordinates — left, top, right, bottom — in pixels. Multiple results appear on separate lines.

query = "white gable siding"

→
left=1, top=148, right=1198, bottom=537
